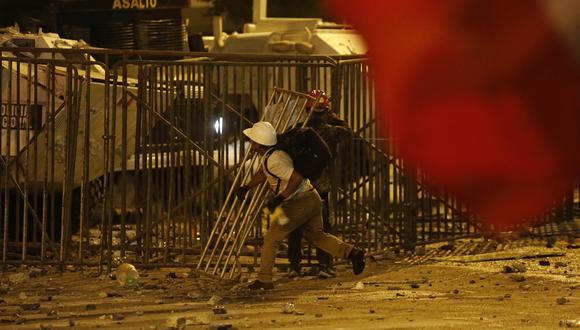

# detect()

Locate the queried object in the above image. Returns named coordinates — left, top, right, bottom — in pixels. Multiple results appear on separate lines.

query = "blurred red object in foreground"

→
left=324, top=0, right=580, bottom=228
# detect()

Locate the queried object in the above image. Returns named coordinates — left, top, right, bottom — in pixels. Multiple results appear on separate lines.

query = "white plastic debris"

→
left=115, top=263, right=139, bottom=286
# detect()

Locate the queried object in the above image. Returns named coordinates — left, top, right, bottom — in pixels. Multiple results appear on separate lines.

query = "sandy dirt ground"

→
left=0, top=236, right=578, bottom=329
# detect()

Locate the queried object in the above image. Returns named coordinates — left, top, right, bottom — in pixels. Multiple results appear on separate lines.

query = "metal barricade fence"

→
left=0, top=48, right=577, bottom=272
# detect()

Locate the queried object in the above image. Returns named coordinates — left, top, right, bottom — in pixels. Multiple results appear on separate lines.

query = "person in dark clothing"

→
left=287, top=89, right=353, bottom=279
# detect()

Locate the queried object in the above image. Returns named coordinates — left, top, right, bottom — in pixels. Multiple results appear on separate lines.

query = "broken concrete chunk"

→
left=28, top=268, right=46, bottom=278
left=8, top=273, right=28, bottom=285
left=539, top=260, right=550, bottom=266
left=519, top=284, right=531, bottom=291
left=213, top=305, right=227, bottom=315
left=281, top=302, right=295, bottom=314
left=556, top=297, right=569, bottom=305
left=166, top=272, right=177, bottom=279
left=503, top=263, right=527, bottom=273
left=560, top=319, right=580, bottom=328
left=353, top=282, right=364, bottom=290
left=208, top=295, right=223, bottom=305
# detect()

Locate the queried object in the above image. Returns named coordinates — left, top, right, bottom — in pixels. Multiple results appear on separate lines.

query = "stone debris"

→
left=18, top=292, right=27, bottom=299
left=556, top=297, right=569, bottom=305
left=519, top=284, right=531, bottom=291
left=68, top=320, right=76, bottom=327
left=281, top=302, right=295, bottom=314
left=560, top=319, right=580, bottom=328
left=539, top=260, right=550, bottom=266
left=387, top=286, right=402, bottom=290
left=213, top=305, right=228, bottom=314
left=86, top=304, right=97, bottom=310
left=39, top=295, right=52, bottom=302
left=503, top=263, right=527, bottom=273
left=8, top=273, right=28, bottom=285
left=410, top=283, right=420, bottom=289
left=353, top=282, right=365, bottom=290
left=28, top=268, right=46, bottom=278
left=112, top=314, right=125, bottom=321
left=208, top=295, right=223, bottom=305
left=46, top=309, right=57, bottom=316
left=315, top=313, right=323, bottom=318
left=555, top=262, right=568, bottom=268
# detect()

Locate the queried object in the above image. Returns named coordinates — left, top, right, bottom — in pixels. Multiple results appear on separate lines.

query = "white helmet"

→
left=243, top=121, right=277, bottom=146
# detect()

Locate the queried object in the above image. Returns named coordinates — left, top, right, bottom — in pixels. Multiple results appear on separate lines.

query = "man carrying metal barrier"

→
left=286, top=89, right=354, bottom=279
left=236, top=121, right=365, bottom=290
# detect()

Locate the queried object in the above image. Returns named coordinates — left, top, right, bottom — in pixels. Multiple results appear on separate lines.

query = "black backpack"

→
left=264, top=127, right=332, bottom=188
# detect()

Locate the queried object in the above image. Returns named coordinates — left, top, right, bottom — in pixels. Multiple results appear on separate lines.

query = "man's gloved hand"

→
left=266, top=195, right=284, bottom=212
left=236, top=185, right=250, bottom=200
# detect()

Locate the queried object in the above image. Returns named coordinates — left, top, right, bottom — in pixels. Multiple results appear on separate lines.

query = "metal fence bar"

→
left=0, top=48, right=577, bottom=272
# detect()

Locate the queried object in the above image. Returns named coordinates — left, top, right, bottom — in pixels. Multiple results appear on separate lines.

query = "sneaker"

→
left=287, top=269, right=300, bottom=278
left=318, top=266, right=336, bottom=279
left=248, top=280, right=274, bottom=290
left=348, top=248, right=365, bottom=275
left=287, top=263, right=301, bottom=278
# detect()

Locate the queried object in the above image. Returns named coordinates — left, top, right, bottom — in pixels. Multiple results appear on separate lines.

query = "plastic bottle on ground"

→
left=115, top=263, right=139, bottom=286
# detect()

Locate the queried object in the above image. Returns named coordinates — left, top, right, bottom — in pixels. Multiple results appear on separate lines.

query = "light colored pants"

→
left=257, top=190, right=353, bottom=283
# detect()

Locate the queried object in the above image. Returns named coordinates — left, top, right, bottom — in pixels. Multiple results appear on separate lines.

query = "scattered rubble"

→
left=281, top=302, right=295, bottom=314
left=560, top=319, right=580, bottom=328
left=213, top=305, right=228, bottom=314
left=8, top=272, right=28, bottom=284
left=208, top=295, right=223, bottom=305
left=556, top=297, right=569, bottom=305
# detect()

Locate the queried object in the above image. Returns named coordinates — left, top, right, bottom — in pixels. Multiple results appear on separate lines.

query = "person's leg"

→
left=299, top=191, right=366, bottom=275
left=316, top=192, right=333, bottom=276
left=255, top=194, right=315, bottom=285
left=300, top=192, right=352, bottom=259
left=287, top=228, right=303, bottom=276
